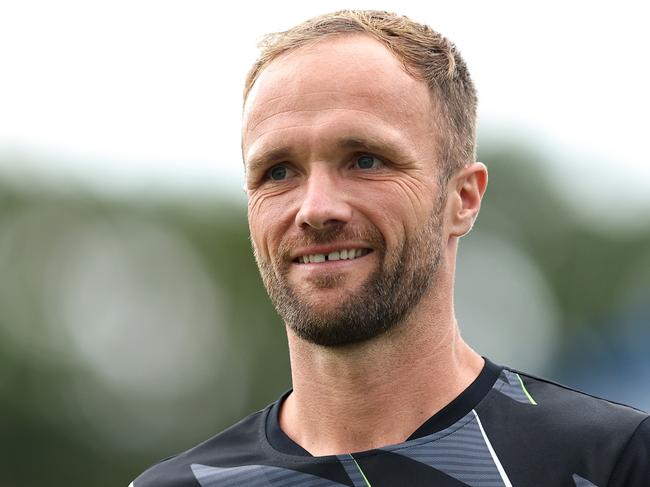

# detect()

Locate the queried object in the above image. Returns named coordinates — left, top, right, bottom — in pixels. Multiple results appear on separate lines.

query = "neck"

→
left=280, top=292, right=483, bottom=456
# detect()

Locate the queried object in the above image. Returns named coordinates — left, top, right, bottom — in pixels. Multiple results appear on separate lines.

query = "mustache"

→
left=277, top=223, right=385, bottom=261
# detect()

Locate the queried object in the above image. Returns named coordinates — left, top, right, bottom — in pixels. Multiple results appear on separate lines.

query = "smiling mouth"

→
left=295, top=248, right=372, bottom=264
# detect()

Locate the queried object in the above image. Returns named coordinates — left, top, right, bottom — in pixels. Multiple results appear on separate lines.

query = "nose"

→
left=295, top=167, right=352, bottom=230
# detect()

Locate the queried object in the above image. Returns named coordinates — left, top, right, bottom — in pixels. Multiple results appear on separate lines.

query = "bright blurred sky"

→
left=1, top=1, right=648, bottom=225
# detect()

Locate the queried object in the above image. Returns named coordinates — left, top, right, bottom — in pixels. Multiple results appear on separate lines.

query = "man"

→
left=132, top=10, right=649, bottom=486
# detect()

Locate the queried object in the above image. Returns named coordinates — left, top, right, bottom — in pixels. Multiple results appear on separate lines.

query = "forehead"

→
left=242, top=35, right=435, bottom=155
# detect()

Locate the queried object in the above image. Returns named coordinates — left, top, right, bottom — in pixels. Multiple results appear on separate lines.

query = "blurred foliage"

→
left=0, top=182, right=289, bottom=485
left=0, top=142, right=648, bottom=486
left=477, top=143, right=650, bottom=329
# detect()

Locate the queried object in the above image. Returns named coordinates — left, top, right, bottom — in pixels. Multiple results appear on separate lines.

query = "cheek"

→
left=247, top=193, right=292, bottom=259
left=390, top=177, right=436, bottom=218
left=361, top=178, right=432, bottom=228
left=349, top=196, right=404, bottom=255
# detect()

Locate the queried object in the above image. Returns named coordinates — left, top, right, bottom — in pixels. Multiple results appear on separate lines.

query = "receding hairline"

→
left=244, top=32, right=419, bottom=103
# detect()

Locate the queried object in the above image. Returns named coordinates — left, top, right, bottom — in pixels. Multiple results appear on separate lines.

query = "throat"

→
left=279, top=389, right=418, bottom=456
left=279, top=336, right=486, bottom=456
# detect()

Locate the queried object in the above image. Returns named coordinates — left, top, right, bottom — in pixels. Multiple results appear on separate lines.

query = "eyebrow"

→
left=245, top=135, right=404, bottom=173
left=336, top=136, right=397, bottom=158
left=245, top=147, right=294, bottom=174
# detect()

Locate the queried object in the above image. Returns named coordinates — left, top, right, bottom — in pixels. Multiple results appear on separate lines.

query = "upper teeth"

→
left=299, top=248, right=369, bottom=264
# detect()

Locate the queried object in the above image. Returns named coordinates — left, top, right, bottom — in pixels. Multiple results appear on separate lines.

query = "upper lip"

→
left=290, top=243, right=372, bottom=260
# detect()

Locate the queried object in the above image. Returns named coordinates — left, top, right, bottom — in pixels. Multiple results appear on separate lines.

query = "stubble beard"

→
left=253, top=198, right=445, bottom=347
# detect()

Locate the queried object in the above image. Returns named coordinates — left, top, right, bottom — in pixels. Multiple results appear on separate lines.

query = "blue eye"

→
left=267, top=165, right=288, bottom=181
left=356, top=154, right=380, bottom=169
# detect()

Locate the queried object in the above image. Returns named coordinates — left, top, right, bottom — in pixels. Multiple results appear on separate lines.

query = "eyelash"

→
left=260, top=153, right=385, bottom=184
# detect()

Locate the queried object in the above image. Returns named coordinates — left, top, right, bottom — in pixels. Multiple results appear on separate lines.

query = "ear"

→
left=448, top=162, right=488, bottom=238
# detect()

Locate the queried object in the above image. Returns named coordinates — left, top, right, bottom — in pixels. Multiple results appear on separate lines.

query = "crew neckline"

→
left=265, top=357, right=503, bottom=456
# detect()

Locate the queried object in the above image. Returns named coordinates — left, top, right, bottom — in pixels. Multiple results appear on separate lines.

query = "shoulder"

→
left=486, top=366, right=648, bottom=439
left=514, top=368, right=648, bottom=433
left=477, top=365, right=650, bottom=486
left=517, top=369, right=650, bottom=486
left=130, top=407, right=270, bottom=487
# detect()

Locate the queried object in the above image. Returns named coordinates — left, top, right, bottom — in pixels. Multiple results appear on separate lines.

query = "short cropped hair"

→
left=244, top=10, right=478, bottom=183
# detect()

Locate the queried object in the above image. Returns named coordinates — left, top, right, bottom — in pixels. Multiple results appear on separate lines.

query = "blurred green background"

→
left=1, top=140, right=649, bottom=486
left=2, top=2, right=650, bottom=486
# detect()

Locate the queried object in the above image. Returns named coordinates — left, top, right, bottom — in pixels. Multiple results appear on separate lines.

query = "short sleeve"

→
left=608, top=416, right=650, bottom=486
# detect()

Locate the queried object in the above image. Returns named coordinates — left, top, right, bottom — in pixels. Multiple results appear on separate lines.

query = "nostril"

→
left=298, top=219, right=343, bottom=230
left=294, top=181, right=353, bottom=229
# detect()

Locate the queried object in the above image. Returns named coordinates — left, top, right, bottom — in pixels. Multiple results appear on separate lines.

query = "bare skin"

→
left=243, top=34, right=488, bottom=456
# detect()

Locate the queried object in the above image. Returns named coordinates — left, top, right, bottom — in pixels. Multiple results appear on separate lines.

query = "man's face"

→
left=242, top=35, right=449, bottom=346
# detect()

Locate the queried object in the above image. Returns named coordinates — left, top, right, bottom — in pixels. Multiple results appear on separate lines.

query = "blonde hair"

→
left=244, top=10, right=478, bottom=182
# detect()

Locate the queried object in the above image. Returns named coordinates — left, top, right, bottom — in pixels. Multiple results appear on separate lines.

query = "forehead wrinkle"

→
left=245, top=90, right=388, bottom=137
left=248, top=89, right=371, bottom=110
left=250, top=106, right=383, bottom=137
left=247, top=108, right=336, bottom=140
